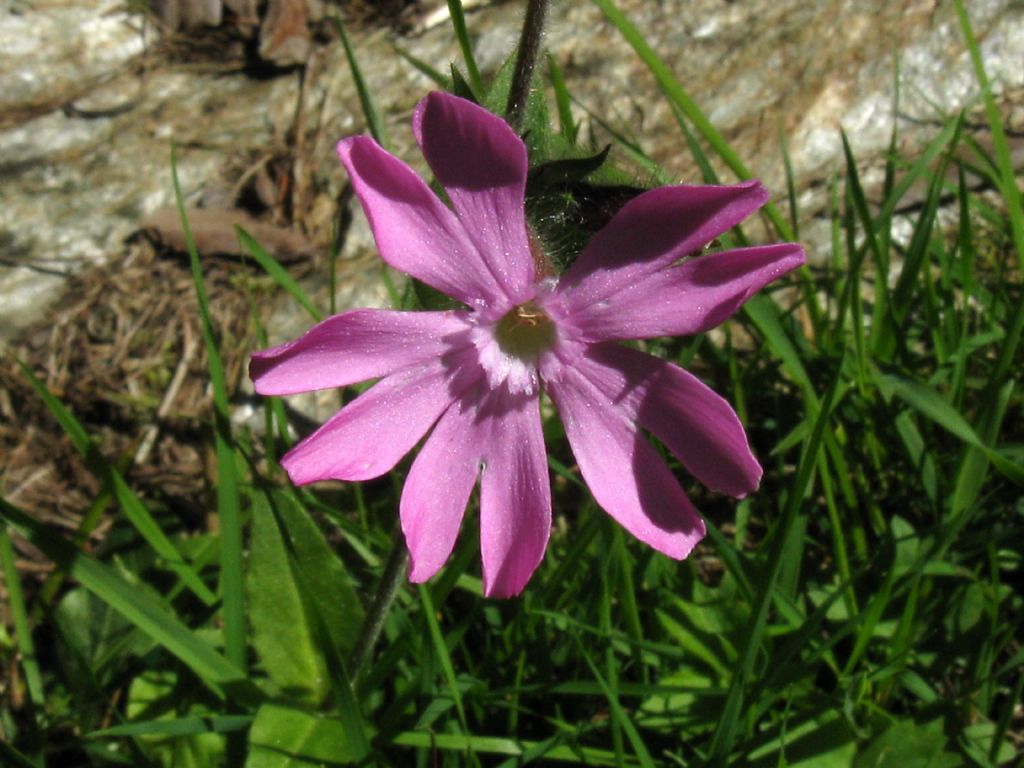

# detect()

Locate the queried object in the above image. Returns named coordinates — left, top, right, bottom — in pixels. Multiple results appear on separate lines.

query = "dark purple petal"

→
left=337, top=136, right=508, bottom=307
left=575, top=344, right=762, bottom=497
left=555, top=181, right=769, bottom=311
left=565, top=243, right=806, bottom=341
left=547, top=367, right=705, bottom=558
left=413, top=92, right=536, bottom=302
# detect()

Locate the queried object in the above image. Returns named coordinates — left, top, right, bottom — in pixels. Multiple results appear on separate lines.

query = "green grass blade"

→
left=838, top=132, right=890, bottom=358
left=418, top=584, right=470, bottom=735
left=237, top=226, right=322, bottom=322
left=336, top=16, right=392, bottom=150
left=576, top=636, right=655, bottom=768
left=0, top=741, right=39, bottom=768
left=0, top=498, right=254, bottom=702
left=547, top=53, right=577, bottom=143
left=676, top=106, right=721, bottom=186
left=0, top=525, right=44, bottom=710
left=842, top=553, right=896, bottom=675
left=877, top=373, right=1023, bottom=485
left=871, top=116, right=961, bottom=239
left=394, top=44, right=450, bottom=87
left=954, top=0, right=1024, bottom=273
left=742, top=295, right=815, bottom=403
left=702, top=520, right=754, bottom=604
left=591, top=0, right=793, bottom=241
left=170, top=147, right=246, bottom=672
left=708, top=369, right=840, bottom=762
left=954, top=0, right=1024, bottom=490
left=446, top=0, right=484, bottom=96
left=14, top=360, right=215, bottom=606
left=89, top=715, right=252, bottom=739
left=889, top=167, right=944, bottom=324
left=779, top=122, right=800, bottom=242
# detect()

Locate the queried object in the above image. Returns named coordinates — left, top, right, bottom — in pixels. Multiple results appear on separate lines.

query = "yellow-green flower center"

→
left=494, top=302, right=556, bottom=360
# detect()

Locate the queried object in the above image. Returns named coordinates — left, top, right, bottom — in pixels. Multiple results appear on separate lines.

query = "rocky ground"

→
left=0, top=0, right=1022, bottom=573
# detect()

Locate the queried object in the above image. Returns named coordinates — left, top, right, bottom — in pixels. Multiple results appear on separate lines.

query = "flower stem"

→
left=349, top=527, right=409, bottom=680
left=506, top=0, right=550, bottom=132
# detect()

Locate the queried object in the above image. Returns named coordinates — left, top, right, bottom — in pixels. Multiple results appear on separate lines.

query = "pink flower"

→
left=250, top=92, right=805, bottom=597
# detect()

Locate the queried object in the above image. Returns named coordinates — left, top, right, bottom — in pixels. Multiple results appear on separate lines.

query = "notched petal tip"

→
left=335, top=134, right=380, bottom=175
left=279, top=452, right=327, bottom=487
left=482, top=580, right=527, bottom=600
left=406, top=558, right=438, bottom=585
left=730, top=465, right=763, bottom=500
left=249, top=342, right=299, bottom=395
left=784, top=242, right=809, bottom=269
left=738, top=177, right=770, bottom=202
left=335, top=134, right=367, bottom=162
left=655, top=517, right=706, bottom=561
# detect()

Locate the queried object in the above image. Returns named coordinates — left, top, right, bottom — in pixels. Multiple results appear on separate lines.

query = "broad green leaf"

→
left=91, top=716, right=251, bottom=739
left=748, top=711, right=856, bottom=768
left=639, top=666, right=719, bottom=731
left=392, top=731, right=626, bottom=766
left=247, top=496, right=328, bottom=705
left=246, top=704, right=367, bottom=767
left=0, top=498, right=252, bottom=702
left=123, top=670, right=225, bottom=768
left=954, top=582, right=987, bottom=635
left=273, top=493, right=364, bottom=657
left=55, top=586, right=154, bottom=690
left=854, top=719, right=962, bottom=768
left=962, top=722, right=1018, bottom=766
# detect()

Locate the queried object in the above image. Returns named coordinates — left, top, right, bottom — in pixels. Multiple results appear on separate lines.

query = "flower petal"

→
left=566, top=243, right=806, bottom=341
left=547, top=367, right=705, bottom=558
left=280, top=361, right=459, bottom=485
left=400, top=390, right=487, bottom=583
left=413, top=92, right=535, bottom=301
left=478, top=391, right=551, bottom=598
left=337, top=135, right=507, bottom=307
left=576, top=344, right=761, bottom=497
left=555, top=181, right=769, bottom=310
left=250, top=309, right=472, bottom=395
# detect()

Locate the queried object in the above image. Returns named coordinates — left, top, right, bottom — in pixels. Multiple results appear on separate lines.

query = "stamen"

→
left=494, top=301, right=556, bottom=360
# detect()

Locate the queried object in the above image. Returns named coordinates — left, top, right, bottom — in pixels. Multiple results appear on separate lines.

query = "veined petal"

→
left=478, top=390, right=551, bottom=598
left=577, top=344, right=761, bottom=497
left=281, top=361, right=460, bottom=485
left=568, top=243, right=806, bottom=341
left=337, top=135, right=507, bottom=307
left=548, top=368, right=705, bottom=559
left=251, top=309, right=472, bottom=395
left=555, top=181, right=769, bottom=311
left=400, top=390, right=487, bottom=584
left=413, top=92, right=535, bottom=301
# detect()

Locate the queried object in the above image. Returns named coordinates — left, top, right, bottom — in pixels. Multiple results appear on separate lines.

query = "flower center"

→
left=493, top=301, right=556, bottom=361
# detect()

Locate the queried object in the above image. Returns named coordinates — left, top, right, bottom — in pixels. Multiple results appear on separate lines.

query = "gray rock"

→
left=2, top=0, right=1022, bottom=352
